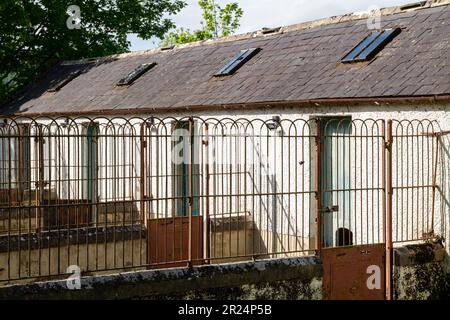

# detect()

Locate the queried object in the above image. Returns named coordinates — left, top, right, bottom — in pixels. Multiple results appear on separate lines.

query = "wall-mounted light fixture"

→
left=146, top=116, right=158, bottom=132
left=266, top=116, right=281, bottom=130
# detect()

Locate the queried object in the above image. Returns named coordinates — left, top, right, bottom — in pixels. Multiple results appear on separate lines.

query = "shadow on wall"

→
left=251, top=129, right=312, bottom=255
left=209, top=171, right=310, bottom=264
left=210, top=214, right=269, bottom=263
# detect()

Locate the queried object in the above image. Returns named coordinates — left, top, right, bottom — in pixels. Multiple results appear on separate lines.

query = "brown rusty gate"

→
left=318, top=118, right=387, bottom=300
left=318, top=118, right=440, bottom=300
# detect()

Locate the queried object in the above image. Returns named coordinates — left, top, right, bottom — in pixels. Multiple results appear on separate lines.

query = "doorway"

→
left=145, top=119, right=203, bottom=267
left=317, top=117, right=386, bottom=300
left=320, top=117, right=353, bottom=247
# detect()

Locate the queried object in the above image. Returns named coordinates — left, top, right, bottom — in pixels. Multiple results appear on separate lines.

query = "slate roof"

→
left=2, top=0, right=450, bottom=116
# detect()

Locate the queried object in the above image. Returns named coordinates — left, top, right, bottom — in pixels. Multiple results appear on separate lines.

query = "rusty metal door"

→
left=322, top=244, right=385, bottom=300
left=318, top=118, right=387, bottom=300
left=147, top=216, right=203, bottom=268
left=141, top=118, right=204, bottom=268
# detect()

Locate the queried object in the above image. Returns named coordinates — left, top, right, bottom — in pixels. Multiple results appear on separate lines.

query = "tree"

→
left=161, top=0, right=243, bottom=46
left=0, top=0, right=186, bottom=104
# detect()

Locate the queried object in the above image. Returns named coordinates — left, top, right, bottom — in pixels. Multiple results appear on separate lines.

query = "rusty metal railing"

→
left=390, top=119, right=441, bottom=244
left=0, top=116, right=442, bottom=285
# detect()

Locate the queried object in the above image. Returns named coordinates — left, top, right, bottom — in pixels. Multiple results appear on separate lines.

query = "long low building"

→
left=1, top=0, right=450, bottom=300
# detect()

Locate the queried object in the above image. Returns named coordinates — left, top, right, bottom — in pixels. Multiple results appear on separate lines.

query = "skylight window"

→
left=341, top=28, right=401, bottom=63
left=116, top=62, right=156, bottom=86
left=214, top=48, right=261, bottom=77
left=47, top=70, right=81, bottom=92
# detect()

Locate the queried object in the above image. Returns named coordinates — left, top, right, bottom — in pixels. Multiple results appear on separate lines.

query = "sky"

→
left=128, top=0, right=416, bottom=51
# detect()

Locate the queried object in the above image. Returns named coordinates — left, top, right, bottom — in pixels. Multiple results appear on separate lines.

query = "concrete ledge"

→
left=394, top=242, right=446, bottom=266
left=0, top=256, right=322, bottom=300
left=0, top=224, right=146, bottom=253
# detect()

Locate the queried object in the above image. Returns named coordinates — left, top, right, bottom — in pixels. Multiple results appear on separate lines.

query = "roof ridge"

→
left=60, top=0, right=450, bottom=66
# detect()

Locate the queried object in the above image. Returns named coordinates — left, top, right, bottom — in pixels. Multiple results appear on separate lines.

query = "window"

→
left=0, top=124, right=31, bottom=206
left=214, top=48, right=261, bottom=77
left=341, top=28, right=401, bottom=63
left=47, top=70, right=82, bottom=92
left=17, top=125, right=31, bottom=200
left=82, top=123, right=99, bottom=203
left=116, top=62, right=156, bottom=86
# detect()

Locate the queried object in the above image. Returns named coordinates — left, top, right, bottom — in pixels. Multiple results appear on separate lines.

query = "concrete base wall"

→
left=0, top=239, right=146, bottom=281
left=393, top=241, right=450, bottom=300
left=0, top=256, right=323, bottom=300
left=1, top=242, right=449, bottom=300
left=0, top=225, right=147, bottom=282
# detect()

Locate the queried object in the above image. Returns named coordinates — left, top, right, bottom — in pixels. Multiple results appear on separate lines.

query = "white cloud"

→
left=129, top=0, right=416, bottom=51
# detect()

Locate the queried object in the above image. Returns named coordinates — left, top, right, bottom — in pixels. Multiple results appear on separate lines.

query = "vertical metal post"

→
left=36, top=125, right=44, bottom=232
left=386, top=120, right=393, bottom=300
left=188, top=117, right=194, bottom=265
left=430, top=133, right=439, bottom=232
left=139, top=123, right=147, bottom=225
left=36, top=125, right=44, bottom=278
left=17, top=125, right=25, bottom=202
left=139, top=122, right=148, bottom=267
left=382, top=121, right=386, bottom=245
left=203, top=123, right=210, bottom=263
left=315, top=118, right=322, bottom=255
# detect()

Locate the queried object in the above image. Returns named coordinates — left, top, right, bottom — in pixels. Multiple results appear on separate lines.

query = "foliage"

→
left=161, top=0, right=243, bottom=46
left=0, top=0, right=186, bottom=104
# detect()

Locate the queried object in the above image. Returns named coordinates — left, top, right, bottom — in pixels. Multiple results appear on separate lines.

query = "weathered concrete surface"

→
left=0, top=256, right=323, bottom=300
left=393, top=241, right=450, bottom=300
left=2, top=242, right=448, bottom=300
left=0, top=225, right=146, bottom=281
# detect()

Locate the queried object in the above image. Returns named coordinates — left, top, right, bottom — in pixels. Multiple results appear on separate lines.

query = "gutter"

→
left=5, top=94, right=450, bottom=118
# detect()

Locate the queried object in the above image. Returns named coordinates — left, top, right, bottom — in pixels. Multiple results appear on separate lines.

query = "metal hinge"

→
left=320, top=205, right=339, bottom=213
